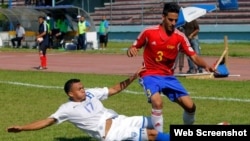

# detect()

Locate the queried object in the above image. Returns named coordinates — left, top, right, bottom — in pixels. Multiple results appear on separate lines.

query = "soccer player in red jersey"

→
left=127, top=2, right=214, bottom=132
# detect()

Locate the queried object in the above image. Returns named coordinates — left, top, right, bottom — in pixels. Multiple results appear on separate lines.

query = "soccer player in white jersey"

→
left=6, top=67, right=170, bottom=141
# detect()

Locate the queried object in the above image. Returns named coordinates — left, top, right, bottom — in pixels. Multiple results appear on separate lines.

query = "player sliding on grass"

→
left=7, top=67, right=170, bottom=141
left=127, top=2, right=215, bottom=132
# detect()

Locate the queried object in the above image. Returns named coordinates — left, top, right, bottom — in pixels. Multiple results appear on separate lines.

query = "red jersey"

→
left=131, top=25, right=196, bottom=76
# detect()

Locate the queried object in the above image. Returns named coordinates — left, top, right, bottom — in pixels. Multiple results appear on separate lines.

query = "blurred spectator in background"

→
left=11, top=23, right=25, bottom=48
left=46, top=14, right=55, bottom=48
left=44, top=0, right=52, bottom=6
left=183, top=20, right=203, bottom=74
left=77, top=15, right=91, bottom=50
left=25, top=0, right=31, bottom=5
left=98, top=15, right=109, bottom=50
left=35, top=0, right=44, bottom=6
left=175, top=26, right=185, bottom=73
left=55, top=16, right=69, bottom=47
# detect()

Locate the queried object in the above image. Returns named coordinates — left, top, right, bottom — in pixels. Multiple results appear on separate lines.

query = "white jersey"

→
left=49, top=87, right=118, bottom=140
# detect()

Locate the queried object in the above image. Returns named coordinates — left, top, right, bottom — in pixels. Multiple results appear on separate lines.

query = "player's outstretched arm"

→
left=127, top=46, right=138, bottom=57
left=190, top=54, right=215, bottom=72
left=108, top=66, right=145, bottom=97
left=7, top=118, right=56, bottom=133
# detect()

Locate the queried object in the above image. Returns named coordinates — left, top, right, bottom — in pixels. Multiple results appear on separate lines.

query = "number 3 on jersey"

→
left=155, top=51, right=163, bottom=62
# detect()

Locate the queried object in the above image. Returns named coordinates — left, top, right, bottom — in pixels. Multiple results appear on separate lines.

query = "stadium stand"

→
left=0, top=0, right=58, bottom=7
left=0, top=0, right=23, bottom=7
left=3, top=0, right=250, bottom=28
left=90, top=0, right=250, bottom=26
left=4, top=0, right=249, bottom=26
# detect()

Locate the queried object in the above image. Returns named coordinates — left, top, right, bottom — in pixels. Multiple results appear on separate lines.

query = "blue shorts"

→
left=139, top=75, right=188, bottom=102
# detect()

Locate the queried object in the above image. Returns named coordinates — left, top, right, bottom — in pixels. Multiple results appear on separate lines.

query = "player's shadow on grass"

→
left=54, top=137, right=96, bottom=141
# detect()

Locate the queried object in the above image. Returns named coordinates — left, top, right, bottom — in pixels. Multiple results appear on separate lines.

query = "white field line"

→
left=1, top=80, right=250, bottom=103
left=0, top=81, right=62, bottom=89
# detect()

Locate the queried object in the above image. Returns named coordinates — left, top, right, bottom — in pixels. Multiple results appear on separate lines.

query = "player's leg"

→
left=38, top=44, right=43, bottom=68
left=139, top=76, right=164, bottom=132
left=142, top=117, right=170, bottom=141
left=176, top=96, right=196, bottom=125
left=151, top=93, right=163, bottom=132
left=106, top=126, right=169, bottom=141
left=42, top=46, right=47, bottom=69
left=38, top=42, right=47, bottom=69
left=105, top=116, right=169, bottom=141
left=162, top=76, right=196, bottom=125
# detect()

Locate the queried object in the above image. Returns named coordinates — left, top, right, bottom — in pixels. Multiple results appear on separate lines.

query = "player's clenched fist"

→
left=127, top=47, right=138, bottom=57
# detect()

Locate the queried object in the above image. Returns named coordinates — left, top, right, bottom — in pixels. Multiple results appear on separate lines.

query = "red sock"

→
left=42, top=56, right=47, bottom=68
left=41, top=56, right=46, bottom=68
left=40, top=55, right=43, bottom=67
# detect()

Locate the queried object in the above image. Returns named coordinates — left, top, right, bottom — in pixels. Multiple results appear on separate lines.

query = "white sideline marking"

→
left=0, top=81, right=62, bottom=89
left=1, top=80, right=250, bottom=103
left=192, top=96, right=250, bottom=103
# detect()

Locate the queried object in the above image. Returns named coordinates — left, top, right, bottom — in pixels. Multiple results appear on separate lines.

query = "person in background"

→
left=174, top=26, right=185, bottom=74
left=11, top=23, right=25, bottom=48
left=35, top=0, right=44, bottom=6
left=6, top=68, right=170, bottom=141
left=127, top=2, right=214, bottom=132
left=46, top=14, right=55, bottom=48
left=77, top=15, right=91, bottom=50
left=55, top=16, right=69, bottom=47
left=36, top=16, right=49, bottom=70
left=98, top=15, right=109, bottom=50
left=183, top=20, right=203, bottom=73
left=25, top=0, right=31, bottom=5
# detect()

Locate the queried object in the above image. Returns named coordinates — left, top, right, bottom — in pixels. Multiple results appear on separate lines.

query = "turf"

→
left=1, top=41, right=250, bottom=140
left=0, top=70, right=250, bottom=141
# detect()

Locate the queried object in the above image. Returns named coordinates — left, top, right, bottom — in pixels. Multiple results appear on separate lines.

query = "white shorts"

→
left=105, top=115, right=145, bottom=141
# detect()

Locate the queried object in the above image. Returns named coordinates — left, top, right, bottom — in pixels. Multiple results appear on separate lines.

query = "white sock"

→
left=183, top=111, right=195, bottom=125
left=151, top=109, right=163, bottom=132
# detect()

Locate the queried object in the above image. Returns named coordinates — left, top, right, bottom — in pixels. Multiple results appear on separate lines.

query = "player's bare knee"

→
left=186, top=103, right=196, bottom=113
left=152, top=102, right=163, bottom=109
left=151, top=97, right=163, bottom=109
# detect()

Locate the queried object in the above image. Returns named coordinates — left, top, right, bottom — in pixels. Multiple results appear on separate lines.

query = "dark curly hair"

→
left=64, top=79, right=81, bottom=95
left=162, top=2, right=180, bottom=16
